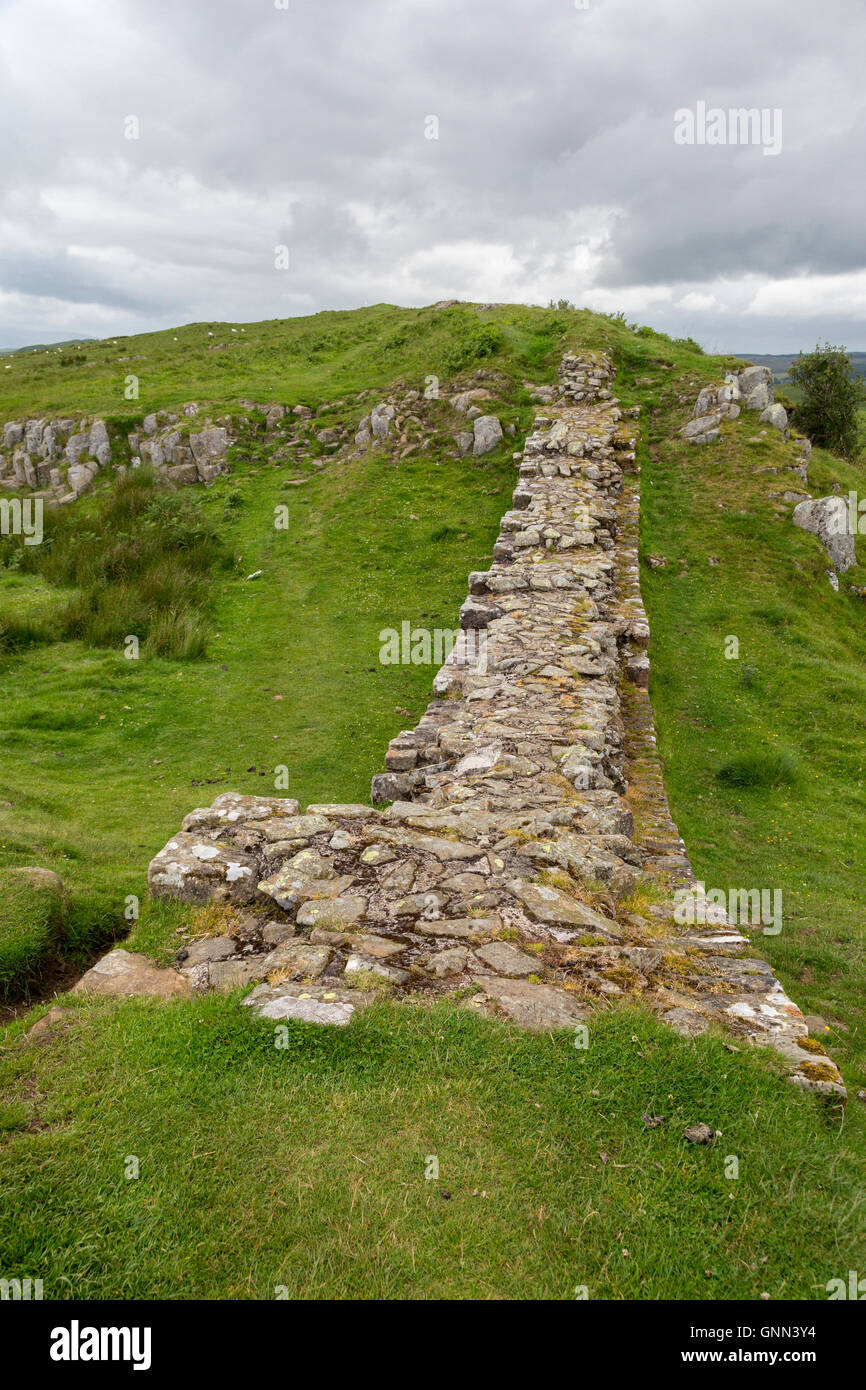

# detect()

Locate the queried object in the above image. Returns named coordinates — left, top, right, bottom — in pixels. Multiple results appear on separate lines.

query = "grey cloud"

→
left=0, top=0, right=863, bottom=350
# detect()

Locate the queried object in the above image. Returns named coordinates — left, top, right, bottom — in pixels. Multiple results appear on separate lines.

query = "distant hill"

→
left=0, top=337, right=94, bottom=355
left=737, top=351, right=866, bottom=383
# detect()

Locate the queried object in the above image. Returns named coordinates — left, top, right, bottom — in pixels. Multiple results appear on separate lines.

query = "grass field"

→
left=1, top=303, right=864, bottom=1300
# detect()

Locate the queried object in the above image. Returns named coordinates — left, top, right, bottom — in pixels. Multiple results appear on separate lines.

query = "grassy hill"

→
left=1, top=303, right=865, bottom=1300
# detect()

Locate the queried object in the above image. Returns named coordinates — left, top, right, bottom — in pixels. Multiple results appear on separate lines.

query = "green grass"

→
left=0, top=998, right=859, bottom=1300
left=0, top=302, right=569, bottom=420
left=0, top=869, right=66, bottom=998
left=638, top=356, right=866, bottom=1096
left=2, top=302, right=865, bottom=1300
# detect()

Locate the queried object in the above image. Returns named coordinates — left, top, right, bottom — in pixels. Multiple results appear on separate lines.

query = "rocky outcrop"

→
left=144, top=350, right=842, bottom=1094
left=682, top=365, right=791, bottom=444
left=793, top=496, right=856, bottom=574
left=0, top=404, right=233, bottom=502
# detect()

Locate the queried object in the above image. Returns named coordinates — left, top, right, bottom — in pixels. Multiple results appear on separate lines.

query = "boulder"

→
left=89, top=419, right=110, bottom=464
left=73, top=948, right=191, bottom=999
left=370, top=404, right=394, bottom=442
left=67, top=462, right=97, bottom=494
left=744, top=383, right=772, bottom=412
left=793, top=496, right=856, bottom=573
left=737, top=365, right=774, bottom=402
left=166, top=463, right=199, bottom=485
left=450, top=389, right=492, bottom=414
left=189, top=426, right=229, bottom=465
left=456, top=431, right=474, bottom=457
left=473, top=415, right=503, bottom=456
left=760, top=403, right=788, bottom=434
left=694, top=387, right=718, bottom=417
left=682, top=411, right=722, bottom=439
left=65, top=432, right=90, bottom=465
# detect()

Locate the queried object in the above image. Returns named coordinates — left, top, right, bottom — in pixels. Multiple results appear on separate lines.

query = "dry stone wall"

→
left=134, top=351, right=844, bottom=1094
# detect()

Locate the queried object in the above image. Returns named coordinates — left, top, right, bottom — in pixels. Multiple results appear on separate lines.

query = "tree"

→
left=788, top=341, right=862, bottom=460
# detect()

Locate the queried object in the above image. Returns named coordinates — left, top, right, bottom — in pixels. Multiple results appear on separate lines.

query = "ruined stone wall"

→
left=141, top=350, right=844, bottom=1094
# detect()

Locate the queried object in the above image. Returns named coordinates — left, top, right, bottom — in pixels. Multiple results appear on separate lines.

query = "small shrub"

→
left=673, top=336, right=705, bottom=355
left=442, top=324, right=503, bottom=375
left=0, top=613, right=54, bottom=655
left=716, top=749, right=798, bottom=789
left=788, top=342, right=863, bottom=460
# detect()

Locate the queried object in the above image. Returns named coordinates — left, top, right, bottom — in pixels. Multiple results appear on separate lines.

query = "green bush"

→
left=716, top=749, right=799, bottom=789
left=788, top=342, right=863, bottom=460
left=0, top=868, right=67, bottom=997
left=442, top=324, right=504, bottom=375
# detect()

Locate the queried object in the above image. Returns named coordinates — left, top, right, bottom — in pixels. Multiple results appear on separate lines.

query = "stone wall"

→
left=132, top=351, right=843, bottom=1094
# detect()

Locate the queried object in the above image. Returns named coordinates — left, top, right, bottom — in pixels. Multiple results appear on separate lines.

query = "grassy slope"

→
left=0, top=304, right=555, bottom=418
left=639, top=370, right=866, bottom=1090
left=1, top=304, right=865, bottom=1299
left=0, top=305, right=537, bottom=967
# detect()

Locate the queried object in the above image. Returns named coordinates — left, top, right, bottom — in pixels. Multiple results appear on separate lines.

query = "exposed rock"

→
left=73, top=949, right=191, bottom=999
left=683, top=411, right=722, bottom=440
left=510, top=881, right=613, bottom=934
left=147, top=833, right=259, bottom=905
left=424, top=946, right=469, bottom=977
left=451, top=389, right=492, bottom=414
left=142, top=349, right=841, bottom=1094
left=345, top=952, right=409, bottom=984
left=296, top=896, right=366, bottom=928
left=760, top=403, right=788, bottom=435
left=472, top=415, right=503, bottom=456
left=474, top=975, right=589, bottom=1030
left=243, top=981, right=365, bottom=1025
left=261, top=939, right=332, bottom=978
left=177, top=935, right=236, bottom=968
left=793, top=496, right=856, bottom=573
left=472, top=941, right=539, bottom=977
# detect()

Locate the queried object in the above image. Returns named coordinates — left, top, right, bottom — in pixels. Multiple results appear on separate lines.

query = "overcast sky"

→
left=1, top=0, right=864, bottom=352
